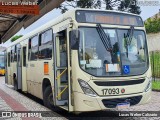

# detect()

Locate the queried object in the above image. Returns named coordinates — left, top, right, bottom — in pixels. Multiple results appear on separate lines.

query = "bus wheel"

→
left=43, top=86, right=55, bottom=110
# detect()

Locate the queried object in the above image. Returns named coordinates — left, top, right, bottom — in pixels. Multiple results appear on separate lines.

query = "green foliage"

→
left=152, top=81, right=160, bottom=90
left=150, top=52, right=160, bottom=78
left=59, top=0, right=101, bottom=13
left=11, top=35, right=23, bottom=42
left=118, top=0, right=141, bottom=15
left=145, top=18, right=160, bottom=33
left=103, top=0, right=120, bottom=10
left=59, top=0, right=141, bottom=15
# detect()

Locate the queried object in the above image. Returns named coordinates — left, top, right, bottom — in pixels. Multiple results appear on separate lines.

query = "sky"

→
left=2, top=0, right=160, bottom=46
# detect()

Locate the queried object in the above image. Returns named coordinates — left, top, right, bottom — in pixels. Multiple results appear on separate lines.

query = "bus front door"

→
left=54, top=30, right=69, bottom=108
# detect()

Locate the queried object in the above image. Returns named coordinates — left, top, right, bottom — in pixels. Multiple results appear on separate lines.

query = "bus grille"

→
left=94, top=79, right=145, bottom=86
left=102, top=95, right=142, bottom=108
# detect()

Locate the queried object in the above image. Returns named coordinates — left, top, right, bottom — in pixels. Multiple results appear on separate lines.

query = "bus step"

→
left=56, top=100, right=68, bottom=106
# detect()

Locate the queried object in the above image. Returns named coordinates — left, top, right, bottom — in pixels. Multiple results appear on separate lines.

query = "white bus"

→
left=5, top=9, right=151, bottom=112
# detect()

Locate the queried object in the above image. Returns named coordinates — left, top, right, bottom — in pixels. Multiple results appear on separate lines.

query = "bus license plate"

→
left=116, top=102, right=130, bottom=110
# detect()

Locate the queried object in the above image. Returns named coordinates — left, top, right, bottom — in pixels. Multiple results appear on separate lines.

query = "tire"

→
left=43, top=86, right=56, bottom=110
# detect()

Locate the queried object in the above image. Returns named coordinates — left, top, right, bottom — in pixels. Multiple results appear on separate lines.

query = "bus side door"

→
left=53, top=29, right=69, bottom=107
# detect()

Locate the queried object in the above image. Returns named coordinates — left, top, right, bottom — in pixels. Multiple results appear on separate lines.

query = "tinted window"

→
left=39, top=29, right=52, bottom=59
left=8, top=52, right=10, bottom=67
left=30, top=35, right=38, bottom=60
left=28, top=39, right=31, bottom=60
left=17, top=44, right=21, bottom=66
left=23, top=47, right=26, bottom=67
left=14, top=45, right=17, bottom=62
left=11, top=46, right=15, bottom=62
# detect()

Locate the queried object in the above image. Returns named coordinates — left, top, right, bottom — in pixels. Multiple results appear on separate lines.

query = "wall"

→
left=147, top=32, right=160, bottom=52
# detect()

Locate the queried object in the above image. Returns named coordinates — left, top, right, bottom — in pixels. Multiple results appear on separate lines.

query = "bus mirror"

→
left=70, top=30, right=80, bottom=50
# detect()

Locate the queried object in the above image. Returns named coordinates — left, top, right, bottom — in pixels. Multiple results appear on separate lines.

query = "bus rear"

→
left=70, top=9, right=151, bottom=112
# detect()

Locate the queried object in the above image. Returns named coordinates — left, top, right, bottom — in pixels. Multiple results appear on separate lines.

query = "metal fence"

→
left=150, top=51, right=160, bottom=81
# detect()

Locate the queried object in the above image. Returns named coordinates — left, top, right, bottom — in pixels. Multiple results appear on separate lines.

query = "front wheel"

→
left=43, top=86, right=56, bottom=110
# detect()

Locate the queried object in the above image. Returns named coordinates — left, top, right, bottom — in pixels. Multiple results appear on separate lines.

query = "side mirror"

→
left=70, top=30, right=80, bottom=50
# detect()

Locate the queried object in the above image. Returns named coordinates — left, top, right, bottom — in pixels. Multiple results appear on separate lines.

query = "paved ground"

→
left=0, top=76, right=66, bottom=120
left=0, top=76, right=160, bottom=120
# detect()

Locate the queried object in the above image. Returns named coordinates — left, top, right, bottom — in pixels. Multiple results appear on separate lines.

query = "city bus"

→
left=5, top=8, right=151, bottom=113
left=0, top=52, right=5, bottom=76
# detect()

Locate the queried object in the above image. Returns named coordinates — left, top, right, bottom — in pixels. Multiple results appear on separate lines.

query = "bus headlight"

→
left=78, top=79, right=97, bottom=97
left=144, top=77, right=152, bottom=92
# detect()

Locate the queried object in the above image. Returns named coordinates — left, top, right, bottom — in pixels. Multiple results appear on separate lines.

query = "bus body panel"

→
left=5, top=9, right=151, bottom=112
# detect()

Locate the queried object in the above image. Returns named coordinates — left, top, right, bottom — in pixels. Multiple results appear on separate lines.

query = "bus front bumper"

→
left=73, top=90, right=151, bottom=112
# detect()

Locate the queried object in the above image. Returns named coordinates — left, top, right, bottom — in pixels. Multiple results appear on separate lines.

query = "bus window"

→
left=30, top=35, right=38, bottom=60
left=10, top=50, right=13, bottom=63
left=28, top=39, right=31, bottom=60
left=23, top=47, right=26, bottom=67
left=11, top=46, right=15, bottom=62
left=14, top=45, right=17, bottom=62
left=8, top=52, right=10, bottom=67
left=57, top=31, right=67, bottom=67
left=17, top=44, right=21, bottom=66
left=39, top=29, right=52, bottom=59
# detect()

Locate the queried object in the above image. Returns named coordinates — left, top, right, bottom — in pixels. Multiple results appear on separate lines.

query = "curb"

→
left=152, top=89, right=160, bottom=92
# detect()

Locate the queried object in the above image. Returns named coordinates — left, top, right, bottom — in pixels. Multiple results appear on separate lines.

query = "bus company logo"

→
left=0, top=0, right=39, bottom=15
left=121, top=88, right=125, bottom=93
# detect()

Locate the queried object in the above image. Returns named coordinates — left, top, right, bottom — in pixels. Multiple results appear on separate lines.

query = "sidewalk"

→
left=0, top=77, right=66, bottom=120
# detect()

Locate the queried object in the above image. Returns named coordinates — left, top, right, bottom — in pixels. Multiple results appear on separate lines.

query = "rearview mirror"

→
left=70, top=30, right=80, bottom=50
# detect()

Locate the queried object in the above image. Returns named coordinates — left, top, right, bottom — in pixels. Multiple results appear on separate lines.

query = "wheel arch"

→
left=42, top=78, right=52, bottom=97
left=13, top=73, right=16, bottom=79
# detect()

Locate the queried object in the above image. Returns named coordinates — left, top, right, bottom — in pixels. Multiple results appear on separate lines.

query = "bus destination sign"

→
left=76, top=10, right=143, bottom=26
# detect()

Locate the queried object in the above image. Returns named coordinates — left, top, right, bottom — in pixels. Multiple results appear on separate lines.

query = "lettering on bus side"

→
left=30, top=64, right=35, bottom=67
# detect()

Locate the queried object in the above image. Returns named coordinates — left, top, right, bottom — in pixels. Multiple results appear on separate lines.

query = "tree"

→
left=145, top=17, right=160, bottom=33
left=118, top=0, right=141, bottom=14
left=11, top=35, right=23, bottom=42
left=59, top=0, right=101, bottom=13
left=59, top=0, right=141, bottom=15
left=103, top=0, right=121, bottom=10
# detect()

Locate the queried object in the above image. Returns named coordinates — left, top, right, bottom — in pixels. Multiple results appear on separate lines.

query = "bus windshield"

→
left=79, top=27, right=148, bottom=76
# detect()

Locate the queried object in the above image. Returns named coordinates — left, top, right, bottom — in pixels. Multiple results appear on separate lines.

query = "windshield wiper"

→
left=96, top=24, right=116, bottom=63
left=96, top=24, right=112, bottom=51
left=124, top=26, right=134, bottom=57
left=126, top=26, right=134, bottom=46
